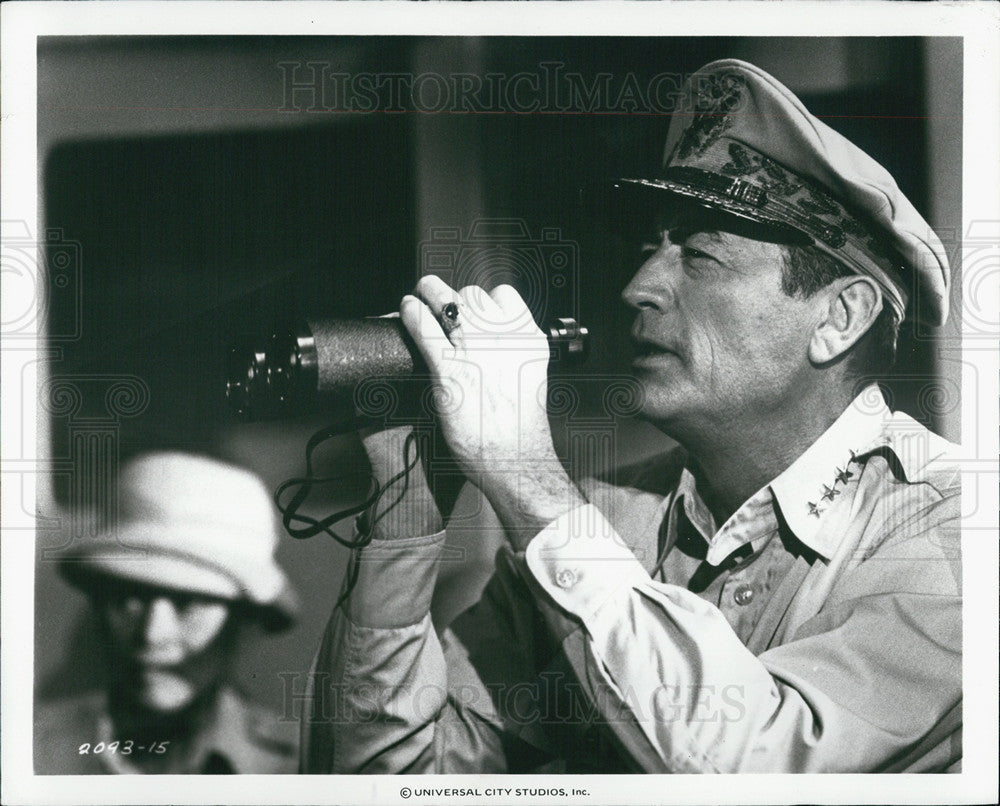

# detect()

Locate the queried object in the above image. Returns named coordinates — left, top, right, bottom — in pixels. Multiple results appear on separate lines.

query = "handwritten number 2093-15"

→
left=78, top=740, right=170, bottom=755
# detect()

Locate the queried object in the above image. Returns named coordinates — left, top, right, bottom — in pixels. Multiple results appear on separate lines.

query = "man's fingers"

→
left=413, top=274, right=459, bottom=317
left=408, top=276, right=539, bottom=342
left=400, top=294, right=455, bottom=368
left=490, top=284, right=542, bottom=334
left=457, top=285, right=501, bottom=330
left=410, top=274, right=469, bottom=346
left=412, top=275, right=506, bottom=335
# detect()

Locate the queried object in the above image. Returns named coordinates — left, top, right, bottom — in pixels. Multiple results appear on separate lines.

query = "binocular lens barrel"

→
left=226, top=316, right=588, bottom=420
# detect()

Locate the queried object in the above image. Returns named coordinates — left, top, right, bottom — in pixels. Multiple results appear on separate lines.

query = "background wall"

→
left=34, top=36, right=962, bottom=715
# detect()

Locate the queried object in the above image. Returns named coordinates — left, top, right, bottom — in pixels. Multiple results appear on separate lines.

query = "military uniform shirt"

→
left=301, top=387, right=961, bottom=773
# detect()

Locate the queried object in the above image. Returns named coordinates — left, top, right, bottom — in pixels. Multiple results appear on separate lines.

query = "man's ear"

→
left=808, top=276, right=882, bottom=364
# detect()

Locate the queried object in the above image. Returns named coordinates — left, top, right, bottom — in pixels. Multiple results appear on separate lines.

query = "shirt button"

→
left=555, top=568, right=578, bottom=589
left=733, top=585, right=754, bottom=606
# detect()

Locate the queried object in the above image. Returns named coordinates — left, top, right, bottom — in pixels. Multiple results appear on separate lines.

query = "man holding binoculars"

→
left=302, top=59, right=961, bottom=774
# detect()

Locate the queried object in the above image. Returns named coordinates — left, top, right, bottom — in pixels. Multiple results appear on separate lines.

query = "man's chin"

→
left=134, top=669, right=197, bottom=714
left=633, top=391, right=695, bottom=437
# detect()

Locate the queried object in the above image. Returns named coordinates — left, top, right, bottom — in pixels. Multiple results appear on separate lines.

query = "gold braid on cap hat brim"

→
left=619, top=140, right=908, bottom=324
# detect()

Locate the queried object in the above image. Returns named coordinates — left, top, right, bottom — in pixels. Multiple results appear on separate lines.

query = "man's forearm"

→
left=303, top=530, right=447, bottom=773
left=476, top=460, right=588, bottom=552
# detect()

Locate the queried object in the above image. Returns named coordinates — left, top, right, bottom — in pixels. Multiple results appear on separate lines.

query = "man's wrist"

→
left=366, top=487, right=444, bottom=540
left=477, top=462, right=587, bottom=552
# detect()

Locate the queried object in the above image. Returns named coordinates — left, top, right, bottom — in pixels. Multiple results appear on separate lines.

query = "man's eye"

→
left=681, top=245, right=712, bottom=261
left=171, top=594, right=196, bottom=610
left=638, top=228, right=670, bottom=257
left=112, top=595, right=146, bottom=618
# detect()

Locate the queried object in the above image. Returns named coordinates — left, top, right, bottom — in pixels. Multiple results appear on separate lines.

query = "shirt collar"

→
left=195, top=687, right=264, bottom=774
left=670, top=385, right=919, bottom=563
left=768, top=384, right=902, bottom=558
left=672, top=467, right=779, bottom=566
left=673, top=467, right=715, bottom=541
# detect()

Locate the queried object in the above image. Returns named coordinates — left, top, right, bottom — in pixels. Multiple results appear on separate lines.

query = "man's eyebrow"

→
left=675, top=227, right=727, bottom=249
left=647, top=215, right=738, bottom=251
left=686, top=230, right=725, bottom=244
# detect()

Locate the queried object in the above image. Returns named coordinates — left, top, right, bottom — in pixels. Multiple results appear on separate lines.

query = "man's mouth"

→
left=630, top=335, right=681, bottom=365
left=633, top=341, right=670, bottom=356
left=133, top=651, right=185, bottom=669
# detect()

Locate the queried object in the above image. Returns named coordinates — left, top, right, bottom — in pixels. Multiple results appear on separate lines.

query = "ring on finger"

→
left=440, top=302, right=462, bottom=336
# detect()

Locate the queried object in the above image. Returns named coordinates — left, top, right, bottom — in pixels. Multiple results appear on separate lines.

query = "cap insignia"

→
left=673, top=72, right=746, bottom=161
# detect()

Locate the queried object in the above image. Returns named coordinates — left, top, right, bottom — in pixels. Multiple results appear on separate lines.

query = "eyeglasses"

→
left=94, top=580, right=232, bottom=639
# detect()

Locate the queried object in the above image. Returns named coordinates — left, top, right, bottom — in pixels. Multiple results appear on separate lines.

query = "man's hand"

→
left=399, top=276, right=586, bottom=549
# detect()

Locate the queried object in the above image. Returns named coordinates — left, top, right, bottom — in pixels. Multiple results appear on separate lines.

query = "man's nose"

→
left=140, top=596, right=183, bottom=645
left=620, top=246, right=679, bottom=312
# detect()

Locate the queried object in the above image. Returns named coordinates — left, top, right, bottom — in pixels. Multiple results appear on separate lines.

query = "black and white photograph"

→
left=2, top=3, right=998, bottom=805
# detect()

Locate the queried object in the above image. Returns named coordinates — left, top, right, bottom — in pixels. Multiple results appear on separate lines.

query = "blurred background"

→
left=35, top=36, right=962, bottom=716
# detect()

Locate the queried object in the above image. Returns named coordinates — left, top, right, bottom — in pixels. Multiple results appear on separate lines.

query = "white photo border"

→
left=2, top=2, right=998, bottom=805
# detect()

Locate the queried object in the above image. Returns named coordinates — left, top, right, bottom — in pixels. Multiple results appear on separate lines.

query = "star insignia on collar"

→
left=821, top=484, right=840, bottom=501
left=834, top=466, right=853, bottom=485
left=848, top=449, right=860, bottom=465
left=807, top=501, right=824, bottom=518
